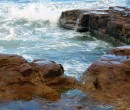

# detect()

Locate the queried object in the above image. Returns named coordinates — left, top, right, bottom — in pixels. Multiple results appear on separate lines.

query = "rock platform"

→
left=59, top=6, right=130, bottom=45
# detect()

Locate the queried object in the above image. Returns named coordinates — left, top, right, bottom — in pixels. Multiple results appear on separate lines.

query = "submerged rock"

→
left=82, top=46, right=130, bottom=109
left=0, top=54, right=76, bottom=102
left=59, top=6, right=130, bottom=44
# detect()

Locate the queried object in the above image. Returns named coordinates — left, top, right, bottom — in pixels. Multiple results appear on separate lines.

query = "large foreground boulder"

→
left=0, top=54, right=76, bottom=101
left=82, top=46, right=130, bottom=109
left=59, top=6, right=130, bottom=44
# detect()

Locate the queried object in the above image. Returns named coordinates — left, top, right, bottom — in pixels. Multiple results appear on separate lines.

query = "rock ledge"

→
left=59, top=6, right=130, bottom=44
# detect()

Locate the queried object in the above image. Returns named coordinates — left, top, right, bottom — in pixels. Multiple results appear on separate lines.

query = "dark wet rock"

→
left=59, top=10, right=85, bottom=29
left=82, top=46, right=130, bottom=109
left=59, top=6, right=130, bottom=44
left=0, top=54, right=76, bottom=102
left=31, top=60, right=63, bottom=78
left=76, top=12, right=90, bottom=32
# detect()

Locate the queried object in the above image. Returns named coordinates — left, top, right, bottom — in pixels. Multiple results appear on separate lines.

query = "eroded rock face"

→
left=59, top=10, right=85, bottom=29
left=59, top=6, right=130, bottom=44
left=0, top=54, right=76, bottom=102
left=82, top=46, right=130, bottom=109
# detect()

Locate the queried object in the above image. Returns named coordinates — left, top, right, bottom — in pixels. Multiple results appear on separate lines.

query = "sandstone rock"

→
left=17, top=63, right=33, bottom=76
left=109, top=45, right=130, bottom=56
left=59, top=10, right=85, bottom=29
left=0, top=54, right=75, bottom=102
left=0, top=54, right=27, bottom=86
left=82, top=46, right=130, bottom=109
left=76, top=12, right=90, bottom=32
left=31, top=60, right=64, bottom=78
left=0, top=54, right=27, bottom=66
left=59, top=6, right=130, bottom=44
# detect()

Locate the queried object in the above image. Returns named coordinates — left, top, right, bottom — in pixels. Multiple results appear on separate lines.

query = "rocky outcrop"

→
left=0, top=54, right=76, bottom=102
left=82, top=46, right=130, bottom=109
left=59, top=6, right=130, bottom=44
left=59, top=10, right=85, bottom=29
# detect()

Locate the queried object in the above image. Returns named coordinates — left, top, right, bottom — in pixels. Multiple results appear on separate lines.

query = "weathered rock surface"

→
left=59, top=6, right=130, bottom=44
left=0, top=54, right=76, bottom=102
left=82, top=46, right=130, bottom=109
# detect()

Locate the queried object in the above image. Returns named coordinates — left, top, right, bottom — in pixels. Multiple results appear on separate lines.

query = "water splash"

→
left=0, top=3, right=60, bottom=24
left=0, top=0, right=126, bottom=21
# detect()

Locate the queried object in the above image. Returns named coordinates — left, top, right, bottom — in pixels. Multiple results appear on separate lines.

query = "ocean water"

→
left=0, top=0, right=127, bottom=110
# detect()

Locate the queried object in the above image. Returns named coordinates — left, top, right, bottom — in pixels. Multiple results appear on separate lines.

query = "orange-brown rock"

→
left=82, top=46, right=130, bottom=109
left=0, top=54, right=76, bottom=102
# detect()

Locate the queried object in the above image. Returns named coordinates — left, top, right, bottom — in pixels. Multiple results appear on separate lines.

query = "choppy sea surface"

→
left=0, top=0, right=127, bottom=110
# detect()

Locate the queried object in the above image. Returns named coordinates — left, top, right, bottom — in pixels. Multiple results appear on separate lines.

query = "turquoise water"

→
left=0, top=0, right=126, bottom=109
left=127, top=0, right=130, bottom=7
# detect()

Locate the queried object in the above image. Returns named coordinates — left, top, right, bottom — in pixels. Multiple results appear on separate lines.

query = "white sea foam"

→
left=0, top=46, right=4, bottom=52
left=0, top=3, right=61, bottom=24
left=0, top=0, right=126, bottom=22
left=4, top=28, right=15, bottom=40
left=63, top=62, right=90, bottom=79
